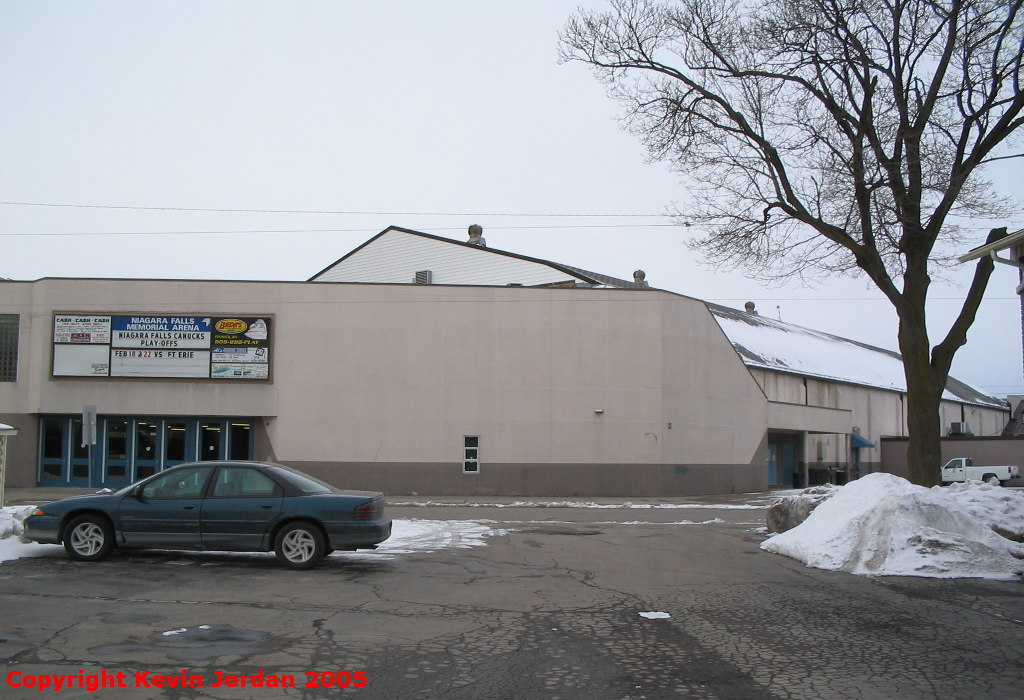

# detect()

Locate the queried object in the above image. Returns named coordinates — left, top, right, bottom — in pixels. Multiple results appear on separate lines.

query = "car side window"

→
left=212, top=467, right=281, bottom=498
left=141, top=468, right=211, bottom=499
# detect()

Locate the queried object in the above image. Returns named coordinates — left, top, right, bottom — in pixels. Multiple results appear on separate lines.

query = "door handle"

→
left=183, top=506, right=196, bottom=510
left=260, top=505, right=273, bottom=509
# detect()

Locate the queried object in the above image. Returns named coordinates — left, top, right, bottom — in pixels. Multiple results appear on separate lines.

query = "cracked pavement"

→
left=1, top=501, right=1022, bottom=699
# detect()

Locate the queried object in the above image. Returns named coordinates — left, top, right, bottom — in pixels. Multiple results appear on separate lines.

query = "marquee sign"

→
left=52, top=315, right=272, bottom=380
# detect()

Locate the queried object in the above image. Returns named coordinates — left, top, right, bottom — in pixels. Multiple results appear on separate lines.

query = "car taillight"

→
left=354, top=501, right=378, bottom=520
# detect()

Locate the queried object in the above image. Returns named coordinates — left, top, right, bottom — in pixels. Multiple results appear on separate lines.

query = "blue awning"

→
left=850, top=433, right=876, bottom=449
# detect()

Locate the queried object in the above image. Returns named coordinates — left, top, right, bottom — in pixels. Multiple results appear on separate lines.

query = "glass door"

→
left=135, top=420, right=159, bottom=479
left=70, top=419, right=91, bottom=485
left=228, top=421, right=253, bottom=461
left=39, top=418, right=66, bottom=486
left=103, top=419, right=131, bottom=488
left=164, top=421, right=191, bottom=467
left=199, top=422, right=224, bottom=461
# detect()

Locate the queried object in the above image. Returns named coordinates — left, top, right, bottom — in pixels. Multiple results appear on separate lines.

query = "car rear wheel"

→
left=274, top=521, right=326, bottom=570
left=63, top=514, right=115, bottom=562
left=983, top=474, right=1000, bottom=486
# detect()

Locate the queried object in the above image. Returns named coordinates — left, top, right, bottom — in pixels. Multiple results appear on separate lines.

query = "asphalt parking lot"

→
left=1, top=494, right=1023, bottom=700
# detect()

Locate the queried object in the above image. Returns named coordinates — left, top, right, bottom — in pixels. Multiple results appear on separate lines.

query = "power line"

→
left=3, top=199, right=1024, bottom=217
left=0, top=201, right=672, bottom=218
left=0, top=223, right=683, bottom=237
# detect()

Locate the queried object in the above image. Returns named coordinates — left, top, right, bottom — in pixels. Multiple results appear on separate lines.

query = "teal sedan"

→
left=23, top=461, right=391, bottom=569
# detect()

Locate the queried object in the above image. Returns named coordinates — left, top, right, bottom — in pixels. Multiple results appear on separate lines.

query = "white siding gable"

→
left=312, top=229, right=584, bottom=286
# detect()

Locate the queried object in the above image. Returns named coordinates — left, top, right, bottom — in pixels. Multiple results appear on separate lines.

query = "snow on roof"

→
left=707, top=303, right=1006, bottom=408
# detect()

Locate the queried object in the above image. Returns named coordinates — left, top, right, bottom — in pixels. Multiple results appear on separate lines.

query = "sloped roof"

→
left=706, top=303, right=1006, bottom=409
left=312, top=226, right=1005, bottom=409
left=309, top=226, right=607, bottom=286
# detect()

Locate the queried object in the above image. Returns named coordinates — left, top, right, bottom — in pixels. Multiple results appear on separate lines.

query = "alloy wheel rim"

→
left=282, top=530, right=316, bottom=562
left=70, top=523, right=104, bottom=556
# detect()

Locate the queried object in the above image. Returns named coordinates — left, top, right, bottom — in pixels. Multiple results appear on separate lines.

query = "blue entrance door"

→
left=782, top=443, right=796, bottom=486
left=767, top=444, right=778, bottom=485
left=69, top=419, right=92, bottom=486
left=102, top=419, right=131, bottom=488
left=134, top=420, right=159, bottom=480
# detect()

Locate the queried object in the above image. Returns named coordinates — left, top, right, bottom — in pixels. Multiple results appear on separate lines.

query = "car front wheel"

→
left=274, top=521, right=326, bottom=570
left=63, top=514, right=115, bottom=562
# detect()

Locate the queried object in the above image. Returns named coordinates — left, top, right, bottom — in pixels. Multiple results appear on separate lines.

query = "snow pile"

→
left=766, top=485, right=839, bottom=533
left=0, top=505, right=63, bottom=563
left=0, top=505, right=36, bottom=540
left=761, top=473, right=1024, bottom=578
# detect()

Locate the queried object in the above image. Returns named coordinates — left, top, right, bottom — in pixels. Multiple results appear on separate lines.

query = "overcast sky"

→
left=1, top=1, right=1021, bottom=401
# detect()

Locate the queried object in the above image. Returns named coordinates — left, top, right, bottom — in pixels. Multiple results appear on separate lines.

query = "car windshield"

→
left=268, top=466, right=337, bottom=494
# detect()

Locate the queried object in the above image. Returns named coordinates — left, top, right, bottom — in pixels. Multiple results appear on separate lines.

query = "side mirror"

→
left=133, top=485, right=145, bottom=500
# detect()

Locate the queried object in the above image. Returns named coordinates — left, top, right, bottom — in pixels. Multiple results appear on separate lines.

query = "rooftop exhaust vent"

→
left=468, top=224, right=486, bottom=246
left=414, top=270, right=432, bottom=285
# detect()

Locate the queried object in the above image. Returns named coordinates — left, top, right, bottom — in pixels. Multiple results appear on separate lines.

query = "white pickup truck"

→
left=940, top=458, right=1019, bottom=485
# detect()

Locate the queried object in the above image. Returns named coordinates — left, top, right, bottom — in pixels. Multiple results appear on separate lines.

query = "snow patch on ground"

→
left=387, top=499, right=765, bottom=511
left=761, top=473, right=1024, bottom=579
left=638, top=611, right=671, bottom=619
left=359, top=518, right=507, bottom=556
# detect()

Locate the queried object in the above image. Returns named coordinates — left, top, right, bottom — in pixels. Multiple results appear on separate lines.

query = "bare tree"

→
left=561, top=0, right=1024, bottom=486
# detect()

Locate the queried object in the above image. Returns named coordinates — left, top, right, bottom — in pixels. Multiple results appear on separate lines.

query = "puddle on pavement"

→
left=100, top=613, right=167, bottom=624
left=89, top=625, right=272, bottom=661
left=520, top=528, right=605, bottom=536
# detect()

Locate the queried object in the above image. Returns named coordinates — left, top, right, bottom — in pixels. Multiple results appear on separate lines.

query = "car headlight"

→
left=32, top=509, right=45, bottom=517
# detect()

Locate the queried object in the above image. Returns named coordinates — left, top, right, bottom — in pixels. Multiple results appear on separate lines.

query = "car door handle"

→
left=184, top=506, right=196, bottom=510
left=261, top=505, right=273, bottom=509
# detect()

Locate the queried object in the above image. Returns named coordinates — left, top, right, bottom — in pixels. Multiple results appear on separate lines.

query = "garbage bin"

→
left=835, top=470, right=848, bottom=485
left=792, top=472, right=805, bottom=489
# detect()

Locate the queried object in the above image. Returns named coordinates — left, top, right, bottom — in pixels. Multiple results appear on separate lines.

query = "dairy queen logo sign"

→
left=214, top=319, right=248, bottom=334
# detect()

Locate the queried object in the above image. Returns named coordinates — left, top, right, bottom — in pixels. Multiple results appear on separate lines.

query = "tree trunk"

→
left=897, top=311, right=946, bottom=487
left=903, top=368, right=945, bottom=487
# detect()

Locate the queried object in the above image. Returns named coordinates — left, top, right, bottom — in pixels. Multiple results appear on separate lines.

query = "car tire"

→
left=274, top=521, right=326, bottom=570
left=63, top=514, right=115, bottom=562
left=983, top=474, right=1000, bottom=486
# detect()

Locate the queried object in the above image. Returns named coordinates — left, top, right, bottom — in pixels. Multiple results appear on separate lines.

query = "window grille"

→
left=0, top=315, right=18, bottom=382
left=463, top=436, right=479, bottom=473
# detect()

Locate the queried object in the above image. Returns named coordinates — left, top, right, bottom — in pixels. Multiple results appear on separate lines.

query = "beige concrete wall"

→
left=0, top=279, right=770, bottom=493
left=661, top=298, right=768, bottom=468
left=938, top=400, right=1007, bottom=437
left=748, top=367, right=1008, bottom=471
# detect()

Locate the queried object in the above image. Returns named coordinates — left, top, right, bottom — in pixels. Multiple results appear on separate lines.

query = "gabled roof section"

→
left=706, top=302, right=1006, bottom=409
left=309, top=226, right=614, bottom=287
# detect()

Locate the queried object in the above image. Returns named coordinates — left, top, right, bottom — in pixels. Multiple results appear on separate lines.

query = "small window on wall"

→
left=0, top=314, right=18, bottom=382
left=463, top=436, right=480, bottom=474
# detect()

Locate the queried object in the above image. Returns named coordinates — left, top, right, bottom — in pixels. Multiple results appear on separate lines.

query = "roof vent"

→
left=468, top=224, right=486, bottom=247
left=414, top=270, right=432, bottom=285
left=633, top=269, right=647, bottom=285
left=744, top=301, right=758, bottom=315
